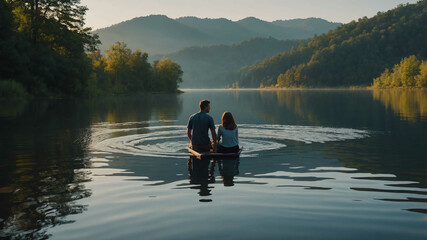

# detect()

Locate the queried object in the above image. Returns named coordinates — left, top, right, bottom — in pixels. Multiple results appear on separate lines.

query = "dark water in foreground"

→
left=0, top=89, right=426, bottom=239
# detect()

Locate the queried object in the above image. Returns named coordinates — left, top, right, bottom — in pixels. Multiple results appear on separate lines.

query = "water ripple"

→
left=90, top=121, right=370, bottom=158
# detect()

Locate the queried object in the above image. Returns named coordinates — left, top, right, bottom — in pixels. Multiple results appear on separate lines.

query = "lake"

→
left=0, top=89, right=426, bottom=239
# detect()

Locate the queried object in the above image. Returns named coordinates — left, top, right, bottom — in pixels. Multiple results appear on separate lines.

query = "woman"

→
left=216, top=112, right=239, bottom=153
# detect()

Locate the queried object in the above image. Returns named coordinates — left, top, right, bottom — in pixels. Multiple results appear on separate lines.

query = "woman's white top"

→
left=217, top=126, right=239, bottom=147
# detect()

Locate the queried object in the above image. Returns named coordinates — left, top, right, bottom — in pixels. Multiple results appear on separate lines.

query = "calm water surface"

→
left=0, top=89, right=426, bottom=239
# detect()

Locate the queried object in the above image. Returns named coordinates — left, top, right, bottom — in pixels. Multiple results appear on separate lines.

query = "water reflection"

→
left=0, top=166, right=91, bottom=239
left=187, top=157, right=214, bottom=202
left=372, top=89, right=427, bottom=120
left=235, top=89, right=427, bottom=128
left=0, top=94, right=183, bottom=239
left=211, top=159, right=240, bottom=186
left=187, top=157, right=214, bottom=185
left=86, top=94, right=182, bottom=123
left=1, top=90, right=426, bottom=239
left=0, top=98, right=97, bottom=239
left=187, top=157, right=240, bottom=187
left=185, top=156, right=241, bottom=202
left=0, top=99, right=28, bottom=118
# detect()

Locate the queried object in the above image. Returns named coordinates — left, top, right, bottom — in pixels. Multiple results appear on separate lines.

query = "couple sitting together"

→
left=187, top=100, right=239, bottom=154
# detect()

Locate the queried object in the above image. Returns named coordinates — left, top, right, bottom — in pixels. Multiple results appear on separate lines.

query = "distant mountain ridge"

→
left=94, top=15, right=341, bottom=55
left=272, top=18, right=343, bottom=35
left=153, top=37, right=308, bottom=88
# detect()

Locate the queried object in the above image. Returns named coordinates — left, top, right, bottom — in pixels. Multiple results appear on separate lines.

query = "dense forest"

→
left=87, top=42, right=182, bottom=95
left=155, top=38, right=308, bottom=88
left=237, top=0, right=427, bottom=88
left=0, top=0, right=183, bottom=98
left=373, top=55, right=426, bottom=88
left=95, top=15, right=341, bottom=55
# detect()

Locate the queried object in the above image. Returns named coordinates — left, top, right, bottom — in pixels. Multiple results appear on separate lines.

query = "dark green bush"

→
left=0, top=79, right=29, bottom=98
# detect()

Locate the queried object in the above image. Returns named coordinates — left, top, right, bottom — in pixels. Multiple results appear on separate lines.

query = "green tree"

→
left=104, top=42, right=131, bottom=92
left=153, top=58, right=183, bottom=92
left=7, top=0, right=98, bottom=50
left=415, top=60, right=427, bottom=87
left=373, top=55, right=426, bottom=88
left=400, top=55, right=420, bottom=87
left=88, top=43, right=162, bottom=94
left=102, top=42, right=153, bottom=93
left=127, top=50, right=152, bottom=91
left=2, top=0, right=100, bottom=97
left=87, top=50, right=108, bottom=91
left=0, top=0, right=14, bottom=35
left=0, top=0, right=17, bottom=81
left=277, top=64, right=306, bottom=87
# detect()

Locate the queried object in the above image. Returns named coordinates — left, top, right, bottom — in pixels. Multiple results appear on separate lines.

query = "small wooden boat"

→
left=187, top=147, right=242, bottom=160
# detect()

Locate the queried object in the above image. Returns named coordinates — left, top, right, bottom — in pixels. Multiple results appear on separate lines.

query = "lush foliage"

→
left=0, top=0, right=99, bottom=97
left=0, top=79, right=28, bottom=98
left=157, top=37, right=307, bottom=88
left=238, top=1, right=427, bottom=88
left=88, top=42, right=182, bottom=95
left=0, top=1, right=183, bottom=98
left=373, top=55, right=427, bottom=88
left=152, top=58, right=183, bottom=92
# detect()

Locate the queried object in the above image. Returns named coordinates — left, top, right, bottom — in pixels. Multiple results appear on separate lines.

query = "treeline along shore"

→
left=1, top=0, right=426, bottom=99
left=0, top=0, right=183, bottom=98
left=235, top=1, right=426, bottom=89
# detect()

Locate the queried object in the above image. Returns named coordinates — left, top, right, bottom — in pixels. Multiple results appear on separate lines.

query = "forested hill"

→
left=237, top=1, right=427, bottom=88
left=153, top=38, right=308, bottom=88
left=94, top=15, right=340, bottom=55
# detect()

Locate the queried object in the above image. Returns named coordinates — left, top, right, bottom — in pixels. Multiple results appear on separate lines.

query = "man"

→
left=187, top=99, right=217, bottom=153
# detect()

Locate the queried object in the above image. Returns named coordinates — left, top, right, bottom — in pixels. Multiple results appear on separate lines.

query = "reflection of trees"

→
left=372, top=89, right=427, bottom=121
left=254, top=90, right=382, bottom=128
left=0, top=166, right=91, bottom=239
left=0, top=100, right=93, bottom=239
left=0, top=99, right=28, bottom=118
left=272, top=90, right=320, bottom=124
left=255, top=89, right=427, bottom=127
left=0, top=94, right=183, bottom=238
left=86, top=94, right=182, bottom=123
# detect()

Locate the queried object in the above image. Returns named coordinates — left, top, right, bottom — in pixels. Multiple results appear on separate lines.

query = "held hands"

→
left=211, top=140, right=217, bottom=153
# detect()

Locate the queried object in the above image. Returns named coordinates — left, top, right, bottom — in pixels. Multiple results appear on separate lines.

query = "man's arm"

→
left=208, top=117, right=217, bottom=143
left=187, top=128, right=192, bottom=141
left=210, top=128, right=217, bottom=142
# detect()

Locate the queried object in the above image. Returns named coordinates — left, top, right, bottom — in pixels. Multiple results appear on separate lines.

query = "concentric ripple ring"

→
left=90, top=121, right=369, bottom=158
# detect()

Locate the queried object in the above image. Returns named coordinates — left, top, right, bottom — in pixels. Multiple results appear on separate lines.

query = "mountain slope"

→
left=95, top=15, right=341, bottom=55
left=238, top=1, right=427, bottom=87
left=236, top=17, right=297, bottom=39
left=94, top=15, right=216, bottom=54
left=272, top=18, right=342, bottom=35
left=176, top=17, right=256, bottom=44
left=153, top=37, right=307, bottom=88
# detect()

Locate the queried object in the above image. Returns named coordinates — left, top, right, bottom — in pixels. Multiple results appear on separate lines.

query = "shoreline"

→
left=180, top=87, right=427, bottom=91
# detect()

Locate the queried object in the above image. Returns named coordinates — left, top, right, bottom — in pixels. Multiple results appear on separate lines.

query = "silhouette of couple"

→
left=187, top=99, right=239, bottom=153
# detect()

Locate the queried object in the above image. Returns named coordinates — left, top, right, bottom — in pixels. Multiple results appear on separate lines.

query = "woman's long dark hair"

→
left=221, top=112, right=237, bottom=130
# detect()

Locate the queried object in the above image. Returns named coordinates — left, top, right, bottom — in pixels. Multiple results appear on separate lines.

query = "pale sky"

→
left=80, top=0, right=420, bottom=30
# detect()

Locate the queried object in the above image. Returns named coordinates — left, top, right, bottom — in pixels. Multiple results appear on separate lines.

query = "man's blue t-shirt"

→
left=187, top=112, right=215, bottom=145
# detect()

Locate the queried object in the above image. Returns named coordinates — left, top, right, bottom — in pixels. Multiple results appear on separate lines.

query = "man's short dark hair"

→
left=199, top=100, right=210, bottom=111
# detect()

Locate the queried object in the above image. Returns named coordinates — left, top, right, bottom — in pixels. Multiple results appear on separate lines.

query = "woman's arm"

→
left=217, top=126, right=222, bottom=142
